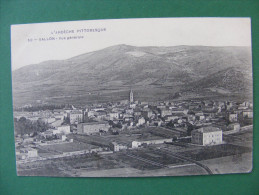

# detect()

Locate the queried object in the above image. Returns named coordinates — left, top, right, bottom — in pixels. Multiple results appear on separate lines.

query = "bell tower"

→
left=130, top=89, right=134, bottom=103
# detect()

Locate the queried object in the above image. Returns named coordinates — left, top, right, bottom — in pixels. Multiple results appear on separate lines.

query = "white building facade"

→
left=77, top=122, right=110, bottom=135
left=191, top=127, right=222, bottom=146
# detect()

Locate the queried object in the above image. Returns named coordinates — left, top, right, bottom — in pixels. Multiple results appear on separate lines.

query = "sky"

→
left=11, top=17, right=252, bottom=71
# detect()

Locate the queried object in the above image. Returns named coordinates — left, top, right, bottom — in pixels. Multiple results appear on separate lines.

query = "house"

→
left=177, top=119, right=183, bottom=124
left=124, top=116, right=134, bottom=122
left=61, top=135, right=67, bottom=141
left=77, top=122, right=110, bottom=135
left=50, top=119, right=63, bottom=128
left=226, top=102, right=233, bottom=110
left=95, top=112, right=107, bottom=121
left=120, top=100, right=129, bottom=105
left=159, top=109, right=172, bottom=117
left=191, top=126, right=222, bottom=146
left=132, top=138, right=173, bottom=148
left=187, top=115, right=196, bottom=122
left=142, top=110, right=153, bottom=119
left=109, top=112, right=119, bottom=120
left=227, top=123, right=240, bottom=131
left=196, top=115, right=205, bottom=121
left=54, top=113, right=65, bottom=120
left=26, top=148, right=38, bottom=158
left=165, top=115, right=179, bottom=122
left=21, top=135, right=34, bottom=143
left=152, top=120, right=162, bottom=127
left=40, top=117, right=56, bottom=124
left=57, top=125, right=70, bottom=134
left=242, top=110, right=253, bottom=119
left=240, top=101, right=251, bottom=108
left=130, top=103, right=136, bottom=109
left=170, top=108, right=188, bottom=115
left=92, top=107, right=105, bottom=112
left=87, top=110, right=95, bottom=117
left=68, top=110, right=83, bottom=124
left=137, top=117, right=145, bottom=126
left=134, top=111, right=142, bottom=117
left=110, top=142, right=127, bottom=152
left=125, top=109, right=134, bottom=114
left=228, top=113, right=238, bottom=122
left=40, top=130, right=54, bottom=139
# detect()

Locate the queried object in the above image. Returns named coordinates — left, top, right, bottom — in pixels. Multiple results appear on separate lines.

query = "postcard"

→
left=11, top=18, right=253, bottom=177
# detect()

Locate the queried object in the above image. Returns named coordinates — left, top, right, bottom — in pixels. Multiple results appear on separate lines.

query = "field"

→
left=17, top=128, right=253, bottom=177
left=67, top=127, right=179, bottom=148
left=201, top=152, right=252, bottom=174
left=36, top=140, right=102, bottom=158
left=76, top=165, right=208, bottom=177
left=17, top=153, right=122, bottom=176
left=223, top=128, right=253, bottom=148
left=39, top=142, right=98, bottom=153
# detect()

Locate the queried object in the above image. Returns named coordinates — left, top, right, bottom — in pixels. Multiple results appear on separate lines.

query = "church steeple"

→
left=130, top=89, right=134, bottom=103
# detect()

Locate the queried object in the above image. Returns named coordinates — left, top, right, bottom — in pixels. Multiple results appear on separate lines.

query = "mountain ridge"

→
left=12, top=44, right=253, bottom=106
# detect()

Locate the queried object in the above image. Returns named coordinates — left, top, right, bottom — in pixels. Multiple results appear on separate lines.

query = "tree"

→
left=186, top=122, right=194, bottom=136
left=108, top=120, right=114, bottom=126
left=166, top=121, right=174, bottom=128
left=14, top=117, right=49, bottom=136
left=19, top=117, right=27, bottom=123
left=64, top=116, right=70, bottom=124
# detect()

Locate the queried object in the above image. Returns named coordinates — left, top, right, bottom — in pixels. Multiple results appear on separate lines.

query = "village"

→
left=13, top=90, right=253, bottom=176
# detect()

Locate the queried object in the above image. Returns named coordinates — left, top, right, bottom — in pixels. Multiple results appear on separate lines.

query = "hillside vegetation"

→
left=12, top=45, right=253, bottom=106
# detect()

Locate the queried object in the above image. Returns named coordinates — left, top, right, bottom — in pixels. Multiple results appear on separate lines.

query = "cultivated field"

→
left=17, top=128, right=253, bottom=177
left=39, top=142, right=98, bottom=153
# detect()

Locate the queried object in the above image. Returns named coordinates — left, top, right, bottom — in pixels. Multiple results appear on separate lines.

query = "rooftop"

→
left=70, top=110, right=83, bottom=114
left=79, top=121, right=109, bottom=125
left=194, top=126, right=222, bottom=133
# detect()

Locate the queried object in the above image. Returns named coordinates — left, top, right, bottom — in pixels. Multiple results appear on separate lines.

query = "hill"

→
left=12, top=45, right=253, bottom=106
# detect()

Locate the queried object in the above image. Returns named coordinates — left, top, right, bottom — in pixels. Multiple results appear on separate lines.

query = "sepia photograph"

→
left=11, top=18, right=253, bottom=177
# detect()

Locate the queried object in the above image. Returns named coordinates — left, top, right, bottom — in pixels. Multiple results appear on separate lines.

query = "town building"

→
left=134, top=111, right=142, bottom=117
left=228, top=123, right=241, bottom=131
left=137, top=117, right=145, bottom=126
left=61, top=135, right=67, bottom=141
left=132, top=138, right=173, bottom=148
left=228, top=113, right=238, bottom=122
left=171, top=108, right=188, bottom=115
left=95, top=110, right=107, bottom=120
left=142, top=110, right=153, bottom=119
left=40, top=130, right=54, bottom=139
left=68, top=110, right=83, bottom=124
left=243, top=110, right=253, bottom=118
left=57, top=125, right=71, bottom=134
left=191, top=126, right=222, bottom=146
left=40, top=117, right=56, bottom=124
left=110, top=142, right=127, bottom=152
left=24, top=148, right=38, bottom=158
left=50, top=119, right=63, bottom=128
left=159, top=109, right=172, bottom=117
left=164, top=115, right=179, bottom=122
left=87, top=110, right=95, bottom=117
left=77, top=122, right=110, bottom=135
left=109, top=112, right=119, bottom=120
left=130, top=103, right=136, bottom=109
